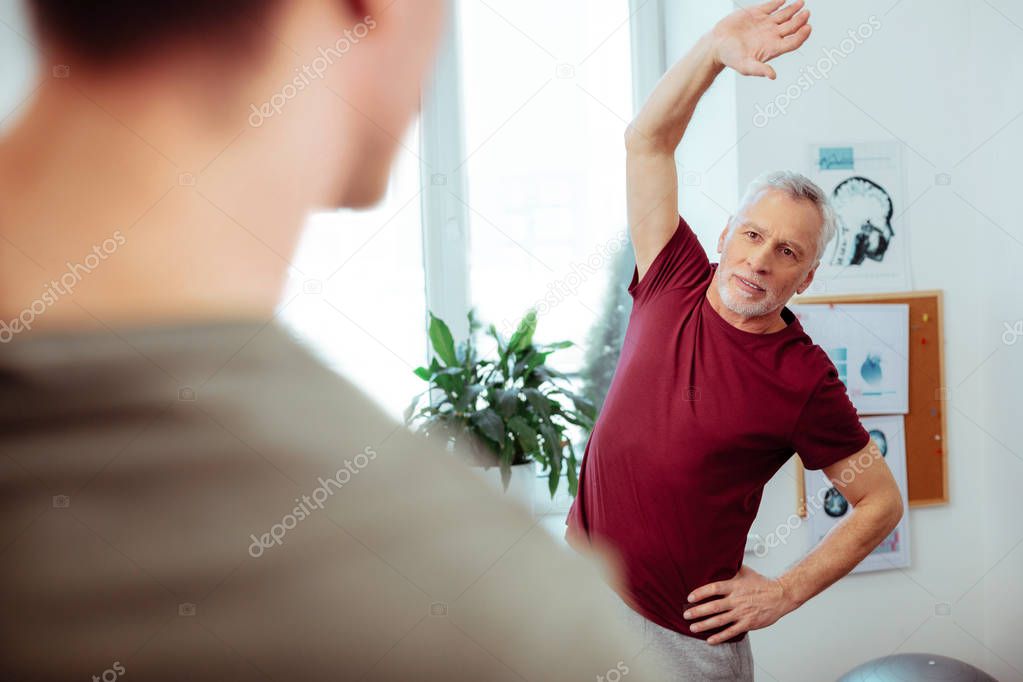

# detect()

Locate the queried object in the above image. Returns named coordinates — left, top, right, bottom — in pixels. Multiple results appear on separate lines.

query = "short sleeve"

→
left=792, top=365, right=871, bottom=470
left=628, top=213, right=710, bottom=307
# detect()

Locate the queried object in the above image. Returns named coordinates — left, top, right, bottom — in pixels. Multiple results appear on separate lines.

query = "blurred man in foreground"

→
left=0, top=1, right=662, bottom=679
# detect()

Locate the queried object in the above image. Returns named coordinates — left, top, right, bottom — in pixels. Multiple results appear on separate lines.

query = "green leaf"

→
left=508, top=309, right=538, bottom=354
left=455, top=384, right=484, bottom=411
left=486, top=323, right=511, bottom=378
left=433, top=372, right=459, bottom=397
left=428, top=312, right=458, bottom=366
left=558, top=410, right=587, bottom=427
left=487, top=324, right=504, bottom=352
left=522, top=388, right=550, bottom=417
left=506, top=415, right=539, bottom=455
left=499, top=435, right=515, bottom=492
left=471, top=408, right=505, bottom=449
left=532, top=452, right=549, bottom=468
left=403, top=392, right=425, bottom=424
left=413, top=366, right=431, bottom=381
left=566, top=440, right=579, bottom=497
left=537, top=421, right=561, bottom=461
left=512, top=350, right=550, bottom=379
left=532, top=365, right=568, bottom=382
left=467, top=307, right=481, bottom=333
left=495, top=387, right=520, bottom=418
left=540, top=340, right=573, bottom=350
left=537, top=421, right=563, bottom=498
left=568, top=393, right=597, bottom=421
left=524, top=350, right=550, bottom=375
left=548, top=464, right=560, bottom=498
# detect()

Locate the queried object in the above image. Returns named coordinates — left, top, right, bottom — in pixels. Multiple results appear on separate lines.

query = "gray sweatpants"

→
left=613, top=593, right=755, bottom=681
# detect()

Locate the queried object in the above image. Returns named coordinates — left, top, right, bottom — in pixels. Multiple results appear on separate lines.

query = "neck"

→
left=705, top=268, right=789, bottom=334
left=0, top=70, right=322, bottom=338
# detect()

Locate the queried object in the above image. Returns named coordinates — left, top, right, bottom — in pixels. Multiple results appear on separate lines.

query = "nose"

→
left=746, top=245, right=771, bottom=274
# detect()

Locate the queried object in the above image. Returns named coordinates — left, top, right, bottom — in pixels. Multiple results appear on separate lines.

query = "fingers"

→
left=708, top=625, right=747, bottom=645
left=688, top=612, right=733, bottom=633
left=739, top=56, right=777, bottom=79
left=683, top=597, right=731, bottom=621
left=772, top=0, right=805, bottom=23
left=687, top=582, right=724, bottom=603
left=779, top=23, right=812, bottom=53
left=758, top=0, right=786, bottom=12
left=779, top=7, right=811, bottom=35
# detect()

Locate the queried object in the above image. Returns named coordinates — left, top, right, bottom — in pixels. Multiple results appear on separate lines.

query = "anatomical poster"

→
left=803, top=415, right=911, bottom=574
left=790, top=302, right=909, bottom=415
left=805, top=141, right=911, bottom=294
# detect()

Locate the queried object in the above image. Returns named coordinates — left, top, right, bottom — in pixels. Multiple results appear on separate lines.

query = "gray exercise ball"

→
left=838, top=652, right=998, bottom=681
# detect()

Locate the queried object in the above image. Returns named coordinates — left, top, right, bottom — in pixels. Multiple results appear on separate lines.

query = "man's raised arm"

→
left=625, top=0, right=812, bottom=282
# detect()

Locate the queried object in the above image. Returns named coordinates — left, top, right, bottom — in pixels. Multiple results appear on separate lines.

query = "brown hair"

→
left=27, top=0, right=286, bottom=64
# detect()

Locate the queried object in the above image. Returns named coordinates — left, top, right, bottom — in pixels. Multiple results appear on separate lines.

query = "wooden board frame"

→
left=791, top=290, right=949, bottom=511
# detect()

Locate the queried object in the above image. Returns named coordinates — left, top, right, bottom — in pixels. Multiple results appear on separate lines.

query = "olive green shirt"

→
left=0, top=320, right=664, bottom=681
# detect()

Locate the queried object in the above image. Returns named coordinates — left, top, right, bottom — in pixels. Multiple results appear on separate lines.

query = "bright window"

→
left=457, top=0, right=633, bottom=367
left=277, top=124, right=427, bottom=421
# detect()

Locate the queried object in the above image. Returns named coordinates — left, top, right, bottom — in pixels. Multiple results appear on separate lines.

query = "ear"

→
left=795, top=263, right=818, bottom=295
left=717, top=218, right=731, bottom=254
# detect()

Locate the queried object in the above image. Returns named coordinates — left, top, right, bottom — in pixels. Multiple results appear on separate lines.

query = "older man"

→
left=566, top=2, right=904, bottom=679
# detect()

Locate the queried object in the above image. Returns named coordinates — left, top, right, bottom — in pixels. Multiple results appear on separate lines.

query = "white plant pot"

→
left=469, top=462, right=536, bottom=517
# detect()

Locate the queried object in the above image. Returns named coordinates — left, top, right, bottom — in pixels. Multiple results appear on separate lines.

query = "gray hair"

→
left=733, top=170, right=837, bottom=266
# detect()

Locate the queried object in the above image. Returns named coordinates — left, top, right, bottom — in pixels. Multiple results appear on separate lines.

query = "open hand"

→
left=710, top=0, right=812, bottom=80
left=682, top=564, right=798, bottom=644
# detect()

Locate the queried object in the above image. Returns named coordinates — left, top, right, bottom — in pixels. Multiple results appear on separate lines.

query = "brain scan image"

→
left=868, top=429, right=888, bottom=457
left=825, top=176, right=894, bottom=267
left=822, top=486, right=850, bottom=518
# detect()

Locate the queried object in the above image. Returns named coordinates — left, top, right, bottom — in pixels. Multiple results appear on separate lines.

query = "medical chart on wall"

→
left=803, top=415, right=911, bottom=574
left=790, top=303, right=909, bottom=415
left=805, top=141, right=912, bottom=294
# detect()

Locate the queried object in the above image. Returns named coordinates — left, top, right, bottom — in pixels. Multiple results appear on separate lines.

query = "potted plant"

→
left=404, top=308, right=597, bottom=503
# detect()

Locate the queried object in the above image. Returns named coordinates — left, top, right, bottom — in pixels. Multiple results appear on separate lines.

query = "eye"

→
left=745, top=231, right=758, bottom=239
left=782, top=247, right=795, bottom=258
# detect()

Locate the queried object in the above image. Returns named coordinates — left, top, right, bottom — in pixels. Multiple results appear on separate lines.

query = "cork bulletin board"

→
left=791, top=290, right=948, bottom=510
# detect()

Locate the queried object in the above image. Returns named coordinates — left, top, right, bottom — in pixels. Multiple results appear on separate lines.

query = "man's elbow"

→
left=624, top=122, right=646, bottom=152
left=883, top=487, right=904, bottom=533
left=856, top=483, right=903, bottom=534
left=624, top=121, right=669, bottom=154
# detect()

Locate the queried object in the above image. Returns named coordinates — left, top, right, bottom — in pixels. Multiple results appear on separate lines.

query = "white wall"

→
left=668, top=1, right=1022, bottom=680
left=663, top=0, right=741, bottom=245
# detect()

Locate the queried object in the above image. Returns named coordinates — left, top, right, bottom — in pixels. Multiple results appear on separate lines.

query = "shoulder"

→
left=778, top=325, right=840, bottom=395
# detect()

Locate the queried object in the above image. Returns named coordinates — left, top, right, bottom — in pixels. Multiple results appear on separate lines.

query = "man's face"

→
left=715, top=189, right=821, bottom=318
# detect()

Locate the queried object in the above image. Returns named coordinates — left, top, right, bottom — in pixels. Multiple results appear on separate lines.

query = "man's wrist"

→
left=697, top=32, right=725, bottom=72
left=776, top=573, right=805, bottom=613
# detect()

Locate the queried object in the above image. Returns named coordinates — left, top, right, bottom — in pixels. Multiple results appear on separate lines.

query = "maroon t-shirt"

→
left=566, top=213, right=869, bottom=643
